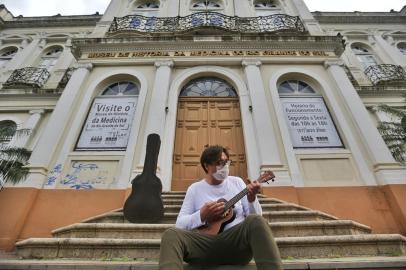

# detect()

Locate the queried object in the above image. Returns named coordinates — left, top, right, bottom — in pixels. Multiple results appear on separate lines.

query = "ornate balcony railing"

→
left=108, top=12, right=306, bottom=35
left=3, top=67, right=50, bottom=89
left=364, top=64, right=406, bottom=85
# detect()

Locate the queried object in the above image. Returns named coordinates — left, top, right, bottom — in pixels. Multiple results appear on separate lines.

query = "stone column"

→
left=324, top=60, right=406, bottom=184
left=289, top=0, right=324, bottom=35
left=12, top=109, right=45, bottom=148
left=90, top=0, right=122, bottom=38
left=160, top=0, right=179, bottom=17
left=374, top=35, right=406, bottom=67
left=234, top=0, right=254, bottom=17
left=44, top=39, right=75, bottom=89
left=5, top=39, right=41, bottom=71
left=242, top=60, right=283, bottom=171
left=148, top=60, right=174, bottom=136
left=24, top=63, right=93, bottom=188
left=138, top=60, right=174, bottom=185
left=0, top=39, right=42, bottom=84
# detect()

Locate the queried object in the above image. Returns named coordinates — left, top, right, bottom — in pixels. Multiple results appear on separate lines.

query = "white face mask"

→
left=212, top=164, right=229, bottom=181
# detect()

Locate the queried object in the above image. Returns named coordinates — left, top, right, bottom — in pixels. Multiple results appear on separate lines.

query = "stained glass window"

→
left=180, top=77, right=237, bottom=97
left=137, top=2, right=159, bottom=8
left=192, top=1, right=221, bottom=9
left=102, top=82, right=140, bottom=96
left=254, top=1, right=277, bottom=8
left=278, top=80, right=316, bottom=94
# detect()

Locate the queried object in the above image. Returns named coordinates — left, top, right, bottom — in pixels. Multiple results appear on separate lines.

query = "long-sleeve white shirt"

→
left=175, top=176, right=262, bottom=231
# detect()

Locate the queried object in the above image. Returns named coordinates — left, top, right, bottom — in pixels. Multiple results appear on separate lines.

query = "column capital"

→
left=29, top=109, right=46, bottom=115
left=38, top=38, right=47, bottom=49
left=324, top=60, right=345, bottom=69
left=155, top=60, right=174, bottom=68
left=73, top=63, right=93, bottom=71
left=242, top=59, right=262, bottom=67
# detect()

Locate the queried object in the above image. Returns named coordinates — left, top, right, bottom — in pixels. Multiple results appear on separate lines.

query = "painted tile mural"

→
left=57, top=160, right=118, bottom=189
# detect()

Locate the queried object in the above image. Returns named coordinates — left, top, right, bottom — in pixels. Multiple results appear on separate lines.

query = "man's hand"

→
left=246, top=179, right=261, bottom=202
left=200, top=201, right=225, bottom=223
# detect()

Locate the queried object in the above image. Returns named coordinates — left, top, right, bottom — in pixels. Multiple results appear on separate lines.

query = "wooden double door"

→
left=171, top=97, right=248, bottom=191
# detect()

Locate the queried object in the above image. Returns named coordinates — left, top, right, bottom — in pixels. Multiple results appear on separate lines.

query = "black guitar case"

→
left=123, top=133, right=164, bottom=223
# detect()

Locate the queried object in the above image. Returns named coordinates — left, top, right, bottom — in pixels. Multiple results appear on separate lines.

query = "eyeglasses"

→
left=214, top=159, right=231, bottom=167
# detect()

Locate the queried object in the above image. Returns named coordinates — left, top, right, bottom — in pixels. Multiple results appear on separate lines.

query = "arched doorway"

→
left=171, top=77, right=248, bottom=191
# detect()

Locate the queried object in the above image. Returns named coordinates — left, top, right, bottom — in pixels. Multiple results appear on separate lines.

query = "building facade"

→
left=0, top=0, right=405, bottom=251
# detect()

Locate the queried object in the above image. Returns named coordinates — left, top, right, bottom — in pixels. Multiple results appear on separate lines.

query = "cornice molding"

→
left=324, top=60, right=344, bottom=69
left=2, top=15, right=102, bottom=29
left=73, top=63, right=93, bottom=71
left=155, top=60, right=174, bottom=68
left=313, top=14, right=406, bottom=24
left=242, top=59, right=262, bottom=67
left=71, top=35, right=345, bottom=59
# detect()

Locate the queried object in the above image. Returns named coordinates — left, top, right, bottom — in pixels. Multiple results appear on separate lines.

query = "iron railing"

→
left=364, top=64, right=406, bottom=85
left=3, top=67, right=50, bottom=89
left=108, top=12, right=306, bottom=34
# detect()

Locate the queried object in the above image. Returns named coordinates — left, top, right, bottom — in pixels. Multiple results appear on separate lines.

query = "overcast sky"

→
left=0, top=0, right=405, bottom=17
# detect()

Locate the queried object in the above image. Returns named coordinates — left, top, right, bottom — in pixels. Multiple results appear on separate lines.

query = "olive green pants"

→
left=159, top=215, right=283, bottom=270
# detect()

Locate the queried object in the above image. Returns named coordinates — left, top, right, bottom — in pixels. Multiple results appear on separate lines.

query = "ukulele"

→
left=198, top=171, right=275, bottom=235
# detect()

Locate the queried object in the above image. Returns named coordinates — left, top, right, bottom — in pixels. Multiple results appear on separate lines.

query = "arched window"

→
left=133, top=1, right=160, bottom=17
left=39, top=46, right=63, bottom=71
left=351, top=44, right=378, bottom=70
left=397, top=43, right=406, bottom=55
left=76, top=81, right=140, bottom=151
left=0, top=120, right=17, bottom=145
left=191, top=0, right=222, bottom=10
left=0, top=47, right=18, bottom=68
left=180, top=77, right=237, bottom=97
left=254, top=0, right=281, bottom=16
left=278, top=80, right=316, bottom=95
left=278, top=79, right=343, bottom=148
left=102, top=81, right=140, bottom=96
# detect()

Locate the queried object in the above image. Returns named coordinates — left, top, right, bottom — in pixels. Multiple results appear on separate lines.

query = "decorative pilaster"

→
left=11, top=109, right=45, bottom=148
left=324, top=60, right=406, bottom=185
left=24, top=63, right=93, bottom=188
left=138, top=60, right=174, bottom=182
left=374, top=35, right=406, bottom=67
left=289, top=0, right=324, bottom=35
left=3, top=39, right=39, bottom=72
left=242, top=59, right=283, bottom=171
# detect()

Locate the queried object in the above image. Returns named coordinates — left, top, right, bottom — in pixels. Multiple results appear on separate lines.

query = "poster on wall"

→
left=281, top=97, right=343, bottom=148
left=76, top=97, right=137, bottom=150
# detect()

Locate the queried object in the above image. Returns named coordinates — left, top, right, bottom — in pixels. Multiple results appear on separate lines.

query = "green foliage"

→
left=0, top=127, right=32, bottom=187
left=370, top=97, right=406, bottom=165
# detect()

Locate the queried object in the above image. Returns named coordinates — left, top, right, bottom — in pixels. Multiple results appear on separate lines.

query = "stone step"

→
left=161, top=193, right=268, bottom=200
left=162, top=197, right=284, bottom=206
left=2, top=257, right=406, bottom=270
left=160, top=203, right=307, bottom=213
left=82, top=210, right=337, bottom=224
left=52, top=220, right=371, bottom=239
left=15, top=234, right=406, bottom=261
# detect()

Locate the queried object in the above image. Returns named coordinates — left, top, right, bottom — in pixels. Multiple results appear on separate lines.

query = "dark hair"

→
left=200, top=145, right=230, bottom=173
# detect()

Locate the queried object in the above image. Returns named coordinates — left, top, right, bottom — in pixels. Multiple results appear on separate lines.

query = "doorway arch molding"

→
left=160, top=65, right=260, bottom=191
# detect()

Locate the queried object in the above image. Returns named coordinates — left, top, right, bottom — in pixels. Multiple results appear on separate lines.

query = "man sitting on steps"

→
left=159, top=145, right=283, bottom=270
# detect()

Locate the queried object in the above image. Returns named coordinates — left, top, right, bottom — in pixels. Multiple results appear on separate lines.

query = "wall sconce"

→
left=165, top=106, right=169, bottom=113
left=248, top=105, right=253, bottom=112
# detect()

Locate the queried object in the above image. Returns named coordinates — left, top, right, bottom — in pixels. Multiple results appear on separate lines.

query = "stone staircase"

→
left=2, top=192, right=406, bottom=269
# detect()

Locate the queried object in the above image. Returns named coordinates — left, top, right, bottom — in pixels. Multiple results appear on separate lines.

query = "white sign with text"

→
left=76, top=97, right=137, bottom=150
left=281, top=97, right=343, bottom=148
